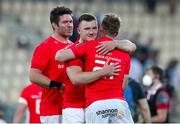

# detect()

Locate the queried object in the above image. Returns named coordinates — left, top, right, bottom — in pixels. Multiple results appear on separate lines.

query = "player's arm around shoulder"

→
left=55, top=48, right=75, bottom=62
left=66, top=65, right=84, bottom=85
left=96, top=39, right=136, bottom=55
left=66, top=65, right=109, bottom=85
left=117, top=39, right=136, bottom=53
left=66, top=61, right=120, bottom=85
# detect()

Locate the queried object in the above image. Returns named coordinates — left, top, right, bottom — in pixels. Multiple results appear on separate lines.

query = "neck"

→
left=79, top=38, right=85, bottom=43
left=51, top=32, right=69, bottom=43
left=150, top=80, right=161, bottom=90
left=101, top=33, right=113, bottom=39
left=105, top=34, right=113, bottom=39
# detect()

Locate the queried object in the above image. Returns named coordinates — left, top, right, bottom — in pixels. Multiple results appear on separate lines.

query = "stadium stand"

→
left=0, top=0, right=180, bottom=122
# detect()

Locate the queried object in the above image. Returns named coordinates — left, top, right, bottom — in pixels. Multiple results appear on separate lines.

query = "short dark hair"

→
left=78, top=13, right=96, bottom=24
left=50, top=6, right=72, bottom=25
left=150, top=66, right=164, bottom=82
left=101, top=14, right=121, bottom=37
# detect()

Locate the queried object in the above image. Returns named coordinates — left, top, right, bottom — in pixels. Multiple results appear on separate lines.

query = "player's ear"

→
left=113, top=32, right=118, bottom=38
left=52, top=22, right=58, bottom=30
left=77, top=26, right=80, bottom=35
left=99, top=26, right=103, bottom=33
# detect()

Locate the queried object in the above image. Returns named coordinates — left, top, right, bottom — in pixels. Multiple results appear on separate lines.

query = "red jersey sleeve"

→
left=20, top=87, right=29, bottom=100
left=18, top=87, right=29, bottom=105
left=124, top=54, right=131, bottom=75
left=71, top=42, right=90, bottom=58
left=31, top=43, right=51, bottom=71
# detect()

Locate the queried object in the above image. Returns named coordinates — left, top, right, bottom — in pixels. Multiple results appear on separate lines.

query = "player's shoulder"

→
left=35, top=37, right=52, bottom=50
left=21, top=84, right=32, bottom=95
left=75, top=40, right=95, bottom=47
left=22, top=83, right=42, bottom=95
left=117, top=50, right=130, bottom=60
left=41, top=37, right=52, bottom=46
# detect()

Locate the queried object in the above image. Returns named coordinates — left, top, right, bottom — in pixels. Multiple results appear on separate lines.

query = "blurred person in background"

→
left=170, top=62, right=180, bottom=115
left=145, top=0, right=157, bottom=14
left=69, top=14, right=78, bottom=42
left=169, top=0, right=177, bottom=16
left=142, top=66, right=171, bottom=123
left=29, top=6, right=73, bottom=123
left=13, top=83, right=42, bottom=123
left=164, top=59, right=177, bottom=97
left=172, top=64, right=180, bottom=87
left=124, top=77, right=151, bottom=123
left=166, top=59, right=180, bottom=88
left=129, top=55, right=143, bottom=83
left=129, top=32, right=144, bottom=83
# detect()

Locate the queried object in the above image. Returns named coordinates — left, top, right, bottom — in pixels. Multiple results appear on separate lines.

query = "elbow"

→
left=29, top=69, right=38, bottom=84
left=71, top=76, right=88, bottom=85
left=71, top=79, right=82, bottom=85
left=29, top=70, right=34, bottom=83
left=159, top=114, right=167, bottom=122
left=69, top=76, right=83, bottom=85
left=152, top=110, right=167, bottom=122
left=71, top=80, right=80, bottom=85
left=125, top=39, right=137, bottom=53
left=29, top=72, right=37, bottom=85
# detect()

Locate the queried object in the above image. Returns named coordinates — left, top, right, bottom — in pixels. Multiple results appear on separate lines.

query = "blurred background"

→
left=0, top=0, right=180, bottom=122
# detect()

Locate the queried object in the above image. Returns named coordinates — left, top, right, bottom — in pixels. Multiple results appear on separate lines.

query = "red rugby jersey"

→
left=19, top=83, right=42, bottom=123
left=71, top=37, right=131, bottom=107
left=31, top=36, right=72, bottom=116
left=63, top=41, right=86, bottom=109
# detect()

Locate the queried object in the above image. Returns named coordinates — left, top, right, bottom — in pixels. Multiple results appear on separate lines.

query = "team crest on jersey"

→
left=58, top=64, right=64, bottom=69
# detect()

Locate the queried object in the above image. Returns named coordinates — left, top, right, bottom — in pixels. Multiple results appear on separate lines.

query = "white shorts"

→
left=62, top=108, right=85, bottom=124
left=85, top=99, right=134, bottom=123
left=40, top=115, right=62, bottom=123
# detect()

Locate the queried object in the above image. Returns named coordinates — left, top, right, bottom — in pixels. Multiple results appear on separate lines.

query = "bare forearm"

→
left=55, top=49, right=75, bottom=62
left=13, top=105, right=26, bottom=123
left=74, top=70, right=106, bottom=84
left=151, top=109, right=167, bottom=122
left=138, top=99, right=151, bottom=122
left=116, top=40, right=136, bottom=53
left=29, top=69, right=51, bottom=88
left=13, top=112, right=24, bottom=123
left=151, top=115, right=167, bottom=122
left=151, top=116, right=163, bottom=122
left=140, top=107, right=151, bottom=122
left=67, top=63, right=119, bottom=85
